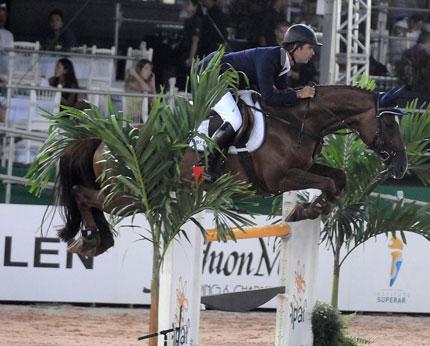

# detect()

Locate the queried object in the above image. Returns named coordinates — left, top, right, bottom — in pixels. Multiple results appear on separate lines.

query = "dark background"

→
left=5, top=0, right=183, bottom=55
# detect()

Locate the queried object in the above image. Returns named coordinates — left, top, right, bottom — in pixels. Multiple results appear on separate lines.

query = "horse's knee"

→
left=336, top=171, right=347, bottom=193
left=323, top=179, right=337, bottom=200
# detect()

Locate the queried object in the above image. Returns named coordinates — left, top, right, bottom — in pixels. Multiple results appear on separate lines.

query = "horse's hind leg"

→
left=67, top=185, right=113, bottom=257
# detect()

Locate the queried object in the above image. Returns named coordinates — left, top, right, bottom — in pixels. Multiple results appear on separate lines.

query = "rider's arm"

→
left=255, top=54, right=298, bottom=106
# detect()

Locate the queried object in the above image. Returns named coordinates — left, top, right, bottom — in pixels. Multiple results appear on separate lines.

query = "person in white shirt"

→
left=0, top=5, right=14, bottom=84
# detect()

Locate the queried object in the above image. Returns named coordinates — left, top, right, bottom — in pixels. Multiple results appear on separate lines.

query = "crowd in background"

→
left=1, top=0, right=430, bottom=104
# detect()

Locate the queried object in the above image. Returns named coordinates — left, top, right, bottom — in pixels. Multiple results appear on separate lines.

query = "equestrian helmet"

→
left=281, top=24, right=322, bottom=46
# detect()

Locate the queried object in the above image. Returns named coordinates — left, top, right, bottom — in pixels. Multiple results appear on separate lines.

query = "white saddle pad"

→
left=190, top=90, right=265, bottom=154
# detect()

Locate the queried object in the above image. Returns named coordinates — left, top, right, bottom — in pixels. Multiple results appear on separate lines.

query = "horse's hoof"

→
left=310, top=195, right=329, bottom=213
left=67, top=237, right=84, bottom=254
left=94, top=234, right=115, bottom=256
left=67, top=230, right=101, bottom=257
left=303, top=207, right=321, bottom=220
left=285, top=205, right=305, bottom=222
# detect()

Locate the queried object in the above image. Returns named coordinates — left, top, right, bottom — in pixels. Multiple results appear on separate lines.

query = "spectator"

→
left=42, top=9, right=76, bottom=51
left=396, top=31, right=430, bottom=93
left=125, top=58, right=156, bottom=96
left=0, top=4, right=13, bottom=84
left=389, top=18, right=409, bottom=65
left=258, top=0, right=288, bottom=47
left=407, top=14, right=425, bottom=48
left=49, top=58, right=80, bottom=107
left=274, top=20, right=289, bottom=46
left=124, top=59, right=156, bottom=123
left=198, top=0, right=228, bottom=57
left=175, top=0, right=203, bottom=90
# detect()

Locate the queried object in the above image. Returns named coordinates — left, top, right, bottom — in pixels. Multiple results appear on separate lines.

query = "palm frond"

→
left=27, top=48, right=256, bottom=256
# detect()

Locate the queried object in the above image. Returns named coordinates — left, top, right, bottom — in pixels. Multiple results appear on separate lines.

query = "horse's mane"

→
left=316, top=84, right=375, bottom=96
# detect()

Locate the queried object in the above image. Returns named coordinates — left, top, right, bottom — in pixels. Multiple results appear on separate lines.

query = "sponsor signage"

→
left=1, top=204, right=429, bottom=313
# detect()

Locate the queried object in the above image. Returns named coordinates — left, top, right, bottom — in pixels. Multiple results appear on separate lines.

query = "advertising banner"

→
left=1, top=204, right=429, bottom=313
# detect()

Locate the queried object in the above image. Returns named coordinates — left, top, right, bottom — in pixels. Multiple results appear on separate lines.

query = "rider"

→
left=195, top=24, right=322, bottom=183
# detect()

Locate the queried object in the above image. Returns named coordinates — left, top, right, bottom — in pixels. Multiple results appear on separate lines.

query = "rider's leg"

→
left=196, top=92, right=241, bottom=183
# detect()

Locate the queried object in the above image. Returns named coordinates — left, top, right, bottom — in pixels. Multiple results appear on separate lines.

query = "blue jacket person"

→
left=195, top=24, right=322, bottom=183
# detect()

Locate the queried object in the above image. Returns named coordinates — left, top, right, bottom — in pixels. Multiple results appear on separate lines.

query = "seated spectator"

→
left=49, top=58, right=80, bottom=107
left=42, top=9, right=76, bottom=51
left=0, top=4, right=13, bottom=85
left=125, top=59, right=156, bottom=96
left=396, top=31, right=430, bottom=93
left=124, top=59, right=156, bottom=123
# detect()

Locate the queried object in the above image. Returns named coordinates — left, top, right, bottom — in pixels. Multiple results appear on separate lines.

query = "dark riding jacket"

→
left=203, top=46, right=298, bottom=106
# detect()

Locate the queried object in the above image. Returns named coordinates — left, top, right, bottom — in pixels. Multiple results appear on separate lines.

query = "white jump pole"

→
left=275, top=192, right=321, bottom=346
left=158, top=191, right=320, bottom=346
left=158, top=212, right=206, bottom=346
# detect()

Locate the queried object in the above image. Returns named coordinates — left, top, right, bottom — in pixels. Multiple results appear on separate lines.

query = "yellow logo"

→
left=388, top=237, right=404, bottom=287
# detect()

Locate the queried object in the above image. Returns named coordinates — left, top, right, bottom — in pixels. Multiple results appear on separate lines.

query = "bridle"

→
left=245, top=87, right=401, bottom=162
left=372, top=96, right=404, bottom=162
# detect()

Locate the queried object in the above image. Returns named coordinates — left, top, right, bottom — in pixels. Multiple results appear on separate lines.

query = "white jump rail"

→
left=158, top=191, right=321, bottom=346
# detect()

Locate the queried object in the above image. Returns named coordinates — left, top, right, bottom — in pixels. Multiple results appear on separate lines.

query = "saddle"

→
left=206, top=91, right=269, bottom=193
left=207, top=100, right=254, bottom=147
left=194, top=91, right=266, bottom=154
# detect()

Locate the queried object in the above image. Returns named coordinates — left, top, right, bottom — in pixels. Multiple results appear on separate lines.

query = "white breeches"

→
left=212, top=92, right=242, bottom=131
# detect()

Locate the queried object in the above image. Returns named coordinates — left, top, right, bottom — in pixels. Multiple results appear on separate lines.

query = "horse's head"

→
left=353, top=87, right=407, bottom=179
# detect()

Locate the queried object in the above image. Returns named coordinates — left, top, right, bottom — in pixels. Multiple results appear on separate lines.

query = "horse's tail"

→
left=55, top=139, right=102, bottom=242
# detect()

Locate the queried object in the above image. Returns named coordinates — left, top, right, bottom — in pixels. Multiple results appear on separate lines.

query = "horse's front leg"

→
left=277, top=168, right=339, bottom=201
left=276, top=168, right=339, bottom=222
left=307, top=163, right=347, bottom=199
left=68, top=185, right=111, bottom=257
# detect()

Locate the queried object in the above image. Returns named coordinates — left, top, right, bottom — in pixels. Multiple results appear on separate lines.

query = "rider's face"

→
left=294, top=44, right=315, bottom=64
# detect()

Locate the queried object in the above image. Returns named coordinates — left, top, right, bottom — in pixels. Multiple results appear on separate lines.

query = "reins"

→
left=242, top=101, right=323, bottom=143
left=242, top=95, right=356, bottom=145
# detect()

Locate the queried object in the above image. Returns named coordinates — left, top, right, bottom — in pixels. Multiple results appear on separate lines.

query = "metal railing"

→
left=0, top=79, right=179, bottom=203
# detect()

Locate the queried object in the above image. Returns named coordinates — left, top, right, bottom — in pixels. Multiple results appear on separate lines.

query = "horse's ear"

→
left=391, top=85, right=406, bottom=101
left=378, top=86, right=406, bottom=108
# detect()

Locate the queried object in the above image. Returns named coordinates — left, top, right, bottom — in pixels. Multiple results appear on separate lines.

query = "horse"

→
left=56, top=85, right=408, bottom=257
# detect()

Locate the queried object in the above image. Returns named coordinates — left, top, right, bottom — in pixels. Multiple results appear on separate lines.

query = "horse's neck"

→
left=265, top=87, right=375, bottom=138
left=317, top=86, right=375, bottom=117
left=313, top=87, right=375, bottom=129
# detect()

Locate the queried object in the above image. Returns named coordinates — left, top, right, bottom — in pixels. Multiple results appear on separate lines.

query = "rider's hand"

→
left=296, top=86, right=315, bottom=99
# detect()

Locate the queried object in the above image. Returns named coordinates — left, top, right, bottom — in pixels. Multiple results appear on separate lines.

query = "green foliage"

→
left=269, top=86, right=430, bottom=306
left=26, top=48, right=256, bottom=254
left=316, top=98, right=430, bottom=307
left=352, top=74, right=376, bottom=91
left=312, top=301, right=343, bottom=346
left=365, top=196, right=430, bottom=243
left=400, top=100, right=430, bottom=186
left=312, top=302, right=364, bottom=346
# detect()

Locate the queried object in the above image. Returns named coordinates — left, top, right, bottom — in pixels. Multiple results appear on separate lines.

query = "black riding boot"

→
left=195, top=122, right=236, bottom=183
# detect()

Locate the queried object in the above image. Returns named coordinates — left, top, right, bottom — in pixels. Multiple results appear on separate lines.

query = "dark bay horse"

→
left=57, top=85, right=408, bottom=256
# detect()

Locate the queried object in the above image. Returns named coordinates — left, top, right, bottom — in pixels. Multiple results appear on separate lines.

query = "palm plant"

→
left=320, top=95, right=430, bottom=308
left=26, top=50, right=256, bottom=342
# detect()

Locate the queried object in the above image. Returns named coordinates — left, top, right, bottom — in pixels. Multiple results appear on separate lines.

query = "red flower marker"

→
left=193, top=166, right=205, bottom=184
